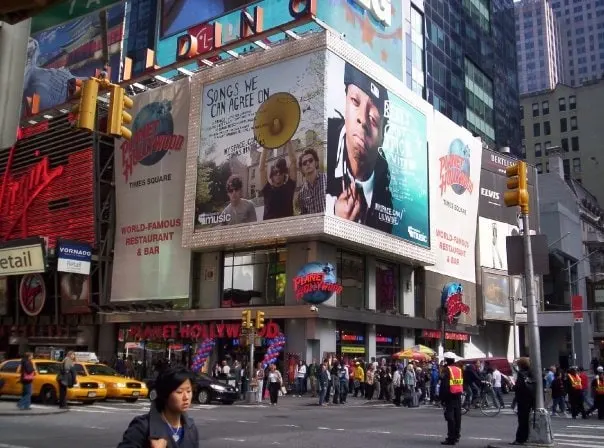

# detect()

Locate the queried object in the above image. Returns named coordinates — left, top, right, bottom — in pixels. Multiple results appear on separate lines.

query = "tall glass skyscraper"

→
left=411, top=0, right=521, bottom=152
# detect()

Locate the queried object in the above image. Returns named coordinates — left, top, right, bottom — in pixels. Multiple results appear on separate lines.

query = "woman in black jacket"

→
left=118, top=367, right=199, bottom=448
left=511, top=357, right=536, bottom=445
left=18, top=352, right=35, bottom=410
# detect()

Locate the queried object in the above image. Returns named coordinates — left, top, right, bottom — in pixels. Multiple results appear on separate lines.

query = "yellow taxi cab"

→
left=73, top=362, right=148, bottom=402
left=0, top=358, right=107, bottom=404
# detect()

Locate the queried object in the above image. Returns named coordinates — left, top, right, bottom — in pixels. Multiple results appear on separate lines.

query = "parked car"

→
left=0, top=359, right=107, bottom=404
left=146, top=372, right=238, bottom=405
left=462, top=357, right=514, bottom=393
left=73, top=362, right=148, bottom=403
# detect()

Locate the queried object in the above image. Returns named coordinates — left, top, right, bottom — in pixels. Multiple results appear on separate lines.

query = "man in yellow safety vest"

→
left=439, top=352, right=463, bottom=445
left=590, top=366, right=604, bottom=420
left=566, top=366, right=586, bottom=419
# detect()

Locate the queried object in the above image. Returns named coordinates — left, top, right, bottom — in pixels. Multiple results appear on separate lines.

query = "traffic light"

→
left=107, top=84, right=134, bottom=140
left=72, top=78, right=99, bottom=132
left=503, top=161, right=529, bottom=214
left=241, top=310, right=252, bottom=329
left=255, top=311, right=265, bottom=330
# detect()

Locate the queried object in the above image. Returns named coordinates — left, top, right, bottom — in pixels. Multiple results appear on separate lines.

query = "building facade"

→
left=515, top=0, right=564, bottom=94
left=549, top=0, right=604, bottom=87
left=421, top=0, right=521, bottom=151
left=520, top=81, right=604, bottom=207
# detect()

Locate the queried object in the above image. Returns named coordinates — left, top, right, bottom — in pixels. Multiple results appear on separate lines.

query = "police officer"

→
left=440, top=352, right=463, bottom=445
left=567, top=366, right=586, bottom=419
left=591, top=366, right=604, bottom=420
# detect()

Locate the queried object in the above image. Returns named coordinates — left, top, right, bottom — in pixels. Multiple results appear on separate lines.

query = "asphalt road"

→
left=0, top=396, right=602, bottom=448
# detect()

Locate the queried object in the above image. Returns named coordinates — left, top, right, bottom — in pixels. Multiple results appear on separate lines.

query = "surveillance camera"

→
left=310, top=305, right=318, bottom=313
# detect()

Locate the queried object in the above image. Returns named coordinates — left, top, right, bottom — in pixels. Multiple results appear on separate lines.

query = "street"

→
left=0, top=396, right=602, bottom=448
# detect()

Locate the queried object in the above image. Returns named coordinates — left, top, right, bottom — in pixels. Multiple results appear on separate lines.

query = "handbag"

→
left=22, top=371, right=35, bottom=381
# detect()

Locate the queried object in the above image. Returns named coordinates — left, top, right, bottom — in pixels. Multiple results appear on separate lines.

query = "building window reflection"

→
left=337, top=250, right=365, bottom=308
left=376, top=261, right=399, bottom=312
left=222, top=247, right=287, bottom=307
left=464, top=58, right=495, bottom=145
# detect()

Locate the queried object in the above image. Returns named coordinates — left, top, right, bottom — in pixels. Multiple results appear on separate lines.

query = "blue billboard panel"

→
left=23, top=3, right=126, bottom=115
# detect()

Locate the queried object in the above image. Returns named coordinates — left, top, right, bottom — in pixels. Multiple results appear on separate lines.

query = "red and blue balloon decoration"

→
left=192, top=338, right=215, bottom=373
left=262, top=333, right=286, bottom=369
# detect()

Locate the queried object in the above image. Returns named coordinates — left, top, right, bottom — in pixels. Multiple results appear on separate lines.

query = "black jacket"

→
left=514, top=369, right=536, bottom=409
left=117, top=403, right=199, bottom=448
left=326, top=118, right=394, bottom=234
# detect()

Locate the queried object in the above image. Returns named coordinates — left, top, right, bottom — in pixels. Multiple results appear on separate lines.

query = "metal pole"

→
left=522, top=213, right=553, bottom=445
left=568, top=259, right=576, bottom=365
left=246, top=329, right=256, bottom=404
left=512, top=298, right=520, bottom=359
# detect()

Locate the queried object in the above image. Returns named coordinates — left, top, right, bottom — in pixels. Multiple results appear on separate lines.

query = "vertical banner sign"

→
left=111, top=79, right=191, bottom=302
left=426, top=112, right=482, bottom=282
left=57, top=241, right=92, bottom=275
left=572, top=295, right=583, bottom=323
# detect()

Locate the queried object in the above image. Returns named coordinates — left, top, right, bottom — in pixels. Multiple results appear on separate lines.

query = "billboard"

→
left=195, top=52, right=326, bottom=228
left=324, top=53, right=429, bottom=246
left=23, top=4, right=125, bottom=114
left=316, top=0, right=403, bottom=79
left=111, top=79, right=191, bottom=302
left=160, top=0, right=254, bottom=37
left=426, top=112, right=482, bottom=282
left=482, top=270, right=511, bottom=321
left=478, top=217, right=519, bottom=271
left=60, top=272, right=91, bottom=314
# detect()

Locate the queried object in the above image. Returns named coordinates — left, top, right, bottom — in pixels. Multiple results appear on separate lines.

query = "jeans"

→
left=59, top=383, right=68, bottom=408
left=516, top=404, right=531, bottom=444
left=552, top=396, right=566, bottom=414
left=18, top=382, right=32, bottom=409
left=493, top=387, right=504, bottom=407
left=295, top=377, right=305, bottom=395
left=319, top=386, right=327, bottom=405
left=339, top=381, right=348, bottom=403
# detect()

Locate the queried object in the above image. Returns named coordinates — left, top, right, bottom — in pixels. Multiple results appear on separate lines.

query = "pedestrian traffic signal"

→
left=72, top=78, right=99, bottom=132
left=503, top=161, right=529, bottom=214
left=255, top=311, right=265, bottom=330
left=241, top=310, right=252, bottom=329
left=107, top=84, right=134, bottom=140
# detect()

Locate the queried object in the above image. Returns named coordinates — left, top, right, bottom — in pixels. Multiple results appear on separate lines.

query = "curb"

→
left=488, top=444, right=556, bottom=448
left=0, top=408, right=69, bottom=417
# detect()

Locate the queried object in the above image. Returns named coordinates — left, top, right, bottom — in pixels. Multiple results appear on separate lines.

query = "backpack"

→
left=523, top=375, right=537, bottom=407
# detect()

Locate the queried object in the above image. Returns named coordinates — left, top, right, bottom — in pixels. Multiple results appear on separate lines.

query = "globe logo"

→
left=293, top=262, right=342, bottom=305
left=441, top=282, right=470, bottom=324
left=132, top=100, right=175, bottom=166
left=448, top=139, right=472, bottom=195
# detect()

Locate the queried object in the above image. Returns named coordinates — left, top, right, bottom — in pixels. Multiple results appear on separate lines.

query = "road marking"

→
left=275, top=424, right=300, bottom=428
left=469, top=437, right=502, bottom=441
left=557, top=443, right=604, bottom=448
left=235, top=420, right=257, bottom=424
left=87, top=405, right=127, bottom=411
left=0, top=444, right=33, bottom=448
left=413, top=434, right=441, bottom=438
left=317, top=427, right=330, bottom=430
left=566, top=426, right=604, bottom=430
left=222, top=438, right=246, bottom=442
left=556, top=435, right=604, bottom=439
left=86, top=426, right=106, bottom=430
left=365, top=430, right=391, bottom=434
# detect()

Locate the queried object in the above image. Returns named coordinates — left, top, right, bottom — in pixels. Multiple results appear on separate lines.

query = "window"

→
left=408, top=6, right=426, bottom=98
left=573, top=158, right=582, bottom=173
left=533, top=123, right=541, bottom=137
left=542, top=100, right=550, bottom=115
left=559, top=97, right=566, bottom=111
left=569, top=95, right=577, bottom=109
left=571, top=116, right=578, bottom=130
left=571, top=136, right=580, bottom=151
left=532, top=102, right=540, bottom=117
left=73, top=364, right=87, bottom=375
left=0, top=361, right=19, bottom=373
left=536, top=163, right=543, bottom=173
left=520, top=106, right=524, bottom=120
left=544, top=121, right=551, bottom=135
left=563, top=159, right=570, bottom=178
left=521, top=126, right=525, bottom=139
left=464, top=58, right=495, bottom=143
left=535, top=143, right=542, bottom=157
left=337, top=250, right=365, bottom=308
left=546, top=161, right=550, bottom=173
left=562, top=138, right=569, bottom=152
left=376, top=261, right=399, bottom=312
left=222, top=248, right=287, bottom=307
left=561, top=117, right=568, bottom=132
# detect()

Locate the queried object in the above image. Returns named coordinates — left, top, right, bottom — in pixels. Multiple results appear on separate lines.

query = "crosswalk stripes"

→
left=553, top=423, right=604, bottom=448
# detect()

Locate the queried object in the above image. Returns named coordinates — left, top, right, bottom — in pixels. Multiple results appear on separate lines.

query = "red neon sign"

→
left=293, top=272, right=343, bottom=300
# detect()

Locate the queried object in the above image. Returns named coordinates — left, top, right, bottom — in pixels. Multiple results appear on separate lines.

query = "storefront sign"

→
left=0, top=324, right=74, bottom=339
left=128, top=320, right=281, bottom=341
left=340, top=334, right=364, bottom=342
left=341, top=346, right=366, bottom=354
left=57, top=240, right=92, bottom=275
left=0, top=242, right=45, bottom=276
left=175, top=0, right=316, bottom=62
left=422, top=329, right=469, bottom=342
left=572, top=295, right=583, bottom=323
left=376, top=336, right=393, bottom=344
left=19, top=273, right=46, bottom=317
left=0, top=146, right=64, bottom=241
left=293, top=262, right=342, bottom=304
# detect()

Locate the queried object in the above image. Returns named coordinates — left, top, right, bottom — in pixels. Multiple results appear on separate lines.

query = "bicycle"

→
left=461, top=382, right=501, bottom=417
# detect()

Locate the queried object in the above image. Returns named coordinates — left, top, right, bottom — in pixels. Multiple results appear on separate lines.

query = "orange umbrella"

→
left=392, top=349, right=432, bottom=362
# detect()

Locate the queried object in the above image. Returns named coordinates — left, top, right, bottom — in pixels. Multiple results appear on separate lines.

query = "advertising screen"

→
left=195, top=52, right=326, bottom=228
left=426, top=111, right=482, bottom=282
left=478, top=217, right=520, bottom=272
left=482, top=270, right=511, bottom=321
left=324, top=52, right=429, bottom=246
left=111, top=79, right=191, bottom=302
left=23, top=3, right=125, bottom=115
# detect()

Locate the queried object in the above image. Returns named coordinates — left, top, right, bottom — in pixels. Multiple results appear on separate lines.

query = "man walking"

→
left=319, top=362, right=330, bottom=406
left=492, top=365, right=505, bottom=408
left=440, top=353, right=463, bottom=445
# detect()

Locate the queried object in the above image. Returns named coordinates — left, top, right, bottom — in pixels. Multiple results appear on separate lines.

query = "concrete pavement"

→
left=0, top=396, right=601, bottom=448
left=0, top=400, right=68, bottom=416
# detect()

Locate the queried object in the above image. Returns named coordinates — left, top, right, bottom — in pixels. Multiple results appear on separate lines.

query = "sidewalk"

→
left=0, top=400, right=69, bottom=416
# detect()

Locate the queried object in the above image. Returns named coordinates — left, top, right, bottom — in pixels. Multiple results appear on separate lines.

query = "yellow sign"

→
left=0, top=243, right=45, bottom=276
left=341, top=346, right=365, bottom=354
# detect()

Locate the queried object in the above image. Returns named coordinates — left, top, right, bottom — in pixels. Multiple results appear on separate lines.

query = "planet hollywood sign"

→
left=128, top=320, right=281, bottom=341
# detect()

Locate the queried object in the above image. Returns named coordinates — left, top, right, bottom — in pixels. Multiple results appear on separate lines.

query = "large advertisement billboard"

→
left=478, top=217, right=520, bottom=271
left=324, top=53, right=430, bottom=246
left=426, top=112, right=482, bottom=282
left=195, top=52, right=326, bottom=228
left=23, top=4, right=125, bottom=115
left=111, top=79, right=191, bottom=302
left=482, top=270, right=511, bottom=321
